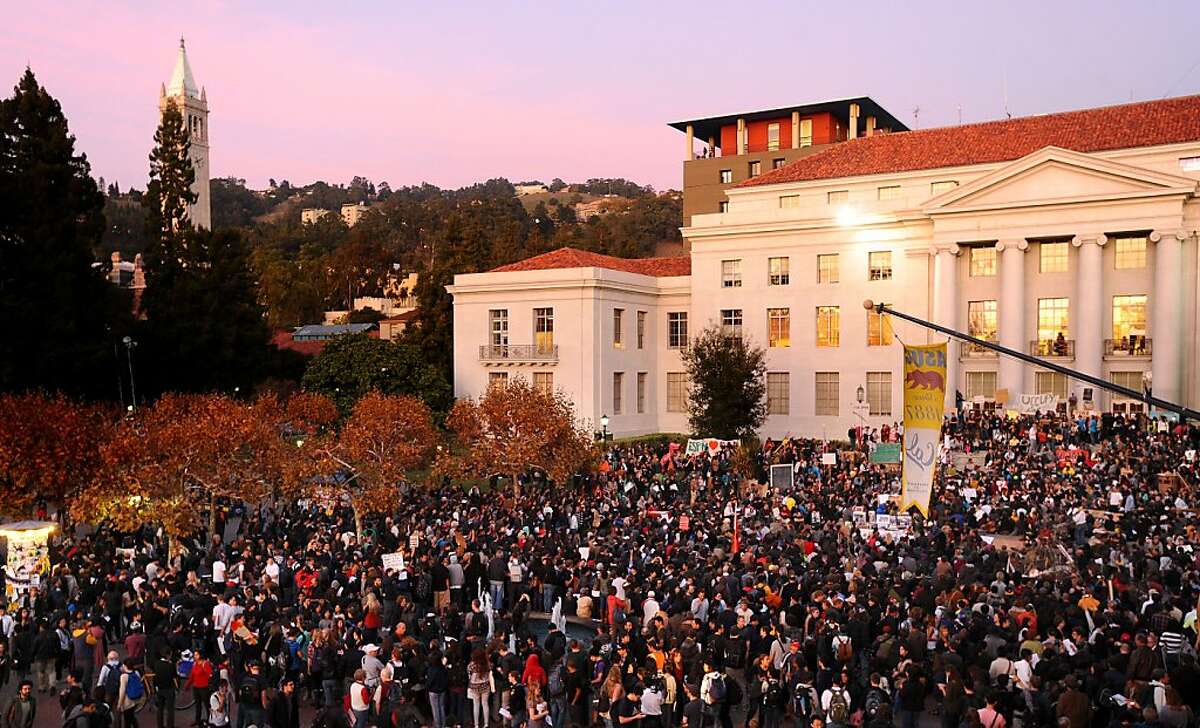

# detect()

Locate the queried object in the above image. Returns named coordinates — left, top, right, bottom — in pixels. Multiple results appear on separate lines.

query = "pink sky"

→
left=3, top=2, right=1199, bottom=193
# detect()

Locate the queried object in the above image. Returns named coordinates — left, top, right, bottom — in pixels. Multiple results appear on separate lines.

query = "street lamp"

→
left=600, top=414, right=610, bottom=442
left=122, top=336, right=138, bottom=409
left=856, top=385, right=865, bottom=404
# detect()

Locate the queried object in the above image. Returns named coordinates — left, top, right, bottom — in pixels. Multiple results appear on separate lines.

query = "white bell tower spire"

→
left=159, top=36, right=211, bottom=229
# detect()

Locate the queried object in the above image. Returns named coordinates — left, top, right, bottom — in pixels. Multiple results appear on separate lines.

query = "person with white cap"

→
left=361, top=644, right=383, bottom=692
left=643, top=591, right=661, bottom=628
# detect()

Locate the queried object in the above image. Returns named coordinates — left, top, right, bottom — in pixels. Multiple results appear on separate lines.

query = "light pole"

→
left=122, top=336, right=138, bottom=410
left=600, top=414, right=609, bottom=442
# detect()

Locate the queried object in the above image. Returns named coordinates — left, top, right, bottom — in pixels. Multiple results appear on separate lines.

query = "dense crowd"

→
left=4, top=409, right=1200, bottom=728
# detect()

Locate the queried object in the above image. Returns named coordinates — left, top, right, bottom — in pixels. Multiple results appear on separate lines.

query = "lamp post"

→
left=122, top=336, right=138, bottom=410
left=600, top=414, right=609, bottom=442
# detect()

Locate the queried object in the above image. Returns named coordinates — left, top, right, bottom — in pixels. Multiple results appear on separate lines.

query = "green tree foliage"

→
left=143, top=99, right=196, bottom=251
left=301, top=333, right=451, bottom=415
left=210, top=177, right=270, bottom=229
left=680, top=325, right=767, bottom=440
left=101, top=192, right=151, bottom=254
left=0, top=68, right=129, bottom=397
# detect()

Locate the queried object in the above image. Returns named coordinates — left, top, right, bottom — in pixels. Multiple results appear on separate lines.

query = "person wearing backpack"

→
left=118, top=659, right=147, bottom=728
left=820, top=679, right=850, bottom=728
left=98, top=652, right=122, bottom=708
left=861, top=673, right=890, bottom=725
left=236, top=662, right=266, bottom=728
left=546, top=661, right=567, bottom=728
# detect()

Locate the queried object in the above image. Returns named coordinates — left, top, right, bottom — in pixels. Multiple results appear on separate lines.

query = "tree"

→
left=0, top=69, right=129, bottom=398
left=143, top=99, right=195, bottom=254
left=439, top=378, right=593, bottom=495
left=681, top=325, right=767, bottom=440
left=301, top=333, right=451, bottom=414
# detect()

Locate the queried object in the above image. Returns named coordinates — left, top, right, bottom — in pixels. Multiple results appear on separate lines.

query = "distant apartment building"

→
left=514, top=183, right=549, bottom=196
left=575, top=198, right=618, bottom=222
left=301, top=208, right=330, bottom=224
left=341, top=202, right=369, bottom=227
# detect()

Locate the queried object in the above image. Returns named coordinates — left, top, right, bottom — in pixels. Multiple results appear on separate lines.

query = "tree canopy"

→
left=300, top=333, right=452, bottom=414
left=680, top=325, right=767, bottom=440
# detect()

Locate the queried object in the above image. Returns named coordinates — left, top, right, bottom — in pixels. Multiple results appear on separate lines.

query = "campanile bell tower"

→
left=159, top=37, right=210, bottom=229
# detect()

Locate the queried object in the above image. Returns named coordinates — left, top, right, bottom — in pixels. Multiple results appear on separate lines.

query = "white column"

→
left=684, top=124, right=694, bottom=161
left=1151, top=230, right=1186, bottom=405
left=791, top=111, right=800, bottom=149
left=932, top=245, right=960, bottom=411
left=736, top=118, right=746, bottom=155
left=998, top=239, right=1027, bottom=396
left=1072, top=235, right=1106, bottom=403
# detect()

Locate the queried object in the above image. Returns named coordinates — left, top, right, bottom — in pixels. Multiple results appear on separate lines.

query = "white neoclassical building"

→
left=449, top=95, right=1200, bottom=438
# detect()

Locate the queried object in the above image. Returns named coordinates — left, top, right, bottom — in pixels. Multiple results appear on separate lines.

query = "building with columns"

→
left=160, top=38, right=211, bottom=229
left=450, top=95, right=1200, bottom=438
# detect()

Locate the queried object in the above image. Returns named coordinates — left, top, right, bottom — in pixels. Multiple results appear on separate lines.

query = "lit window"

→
left=488, top=372, right=508, bottom=388
left=766, top=372, right=789, bottom=415
left=748, top=160, right=761, bottom=177
left=779, top=195, right=801, bottom=209
left=930, top=180, right=959, bottom=195
left=613, top=308, right=624, bottom=348
left=827, top=190, right=848, bottom=204
left=868, top=251, right=892, bottom=281
left=534, top=307, right=554, bottom=354
left=969, top=247, right=997, bottom=277
left=533, top=371, right=553, bottom=394
left=1114, top=236, right=1147, bottom=269
left=768, top=256, right=790, bottom=285
left=768, top=308, right=790, bottom=348
left=667, top=312, right=688, bottom=349
left=721, top=259, right=742, bottom=287
left=815, top=372, right=839, bottom=416
left=666, top=372, right=688, bottom=412
left=489, top=309, right=509, bottom=349
left=636, top=372, right=647, bottom=414
left=1112, top=294, right=1148, bottom=347
left=767, top=123, right=780, bottom=152
left=1035, top=371, right=1068, bottom=399
left=720, top=309, right=743, bottom=339
left=1180, top=156, right=1200, bottom=172
left=772, top=158, right=786, bottom=170
left=867, top=306, right=893, bottom=346
left=965, top=371, right=996, bottom=400
left=968, top=300, right=998, bottom=343
left=612, top=372, right=623, bottom=414
left=866, top=371, right=892, bottom=416
left=1040, top=242, right=1068, bottom=273
left=719, top=200, right=730, bottom=213
left=719, top=169, right=732, bottom=184
left=877, top=185, right=901, bottom=201
left=799, top=119, right=813, bottom=147
left=1036, top=298, right=1069, bottom=352
left=636, top=311, right=646, bottom=350
left=818, top=253, right=839, bottom=283
left=816, top=306, right=839, bottom=347
left=1111, top=371, right=1143, bottom=391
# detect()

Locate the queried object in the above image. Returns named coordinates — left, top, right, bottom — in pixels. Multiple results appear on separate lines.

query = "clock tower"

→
left=160, top=37, right=210, bottom=229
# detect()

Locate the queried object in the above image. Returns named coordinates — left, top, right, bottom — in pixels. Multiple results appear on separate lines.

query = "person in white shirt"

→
left=211, top=558, right=226, bottom=584
left=642, top=592, right=660, bottom=627
left=209, top=679, right=231, bottom=727
left=611, top=575, right=628, bottom=601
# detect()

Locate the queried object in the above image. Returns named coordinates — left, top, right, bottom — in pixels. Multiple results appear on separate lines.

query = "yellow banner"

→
left=901, top=343, right=947, bottom=516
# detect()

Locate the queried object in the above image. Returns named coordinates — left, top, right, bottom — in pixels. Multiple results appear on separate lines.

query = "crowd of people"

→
left=3, top=408, right=1200, bottom=728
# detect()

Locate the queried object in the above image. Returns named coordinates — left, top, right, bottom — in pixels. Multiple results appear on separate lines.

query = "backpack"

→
left=827, top=687, right=849, bottom=724
left=102, top=665, right=121, bottom=696
left=239, top=678, right=259, bottom=705
left=548, top=665, right=565, bottom=698
left=835, top=636, right=853, bottom=663
left=863, top=688, right=887, bottom=719
left=124, top=671, right=145, bottom=701
left=723, top=676, right=743, bottom=706
left=708, top=675, right=726, bottom=703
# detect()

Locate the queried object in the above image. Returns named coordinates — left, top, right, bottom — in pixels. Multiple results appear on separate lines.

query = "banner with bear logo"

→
left=901, top=343, right=947, bottom=517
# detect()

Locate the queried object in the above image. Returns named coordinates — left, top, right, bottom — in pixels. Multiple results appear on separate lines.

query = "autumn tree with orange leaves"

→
left=439, top=378, right=593, bottom=495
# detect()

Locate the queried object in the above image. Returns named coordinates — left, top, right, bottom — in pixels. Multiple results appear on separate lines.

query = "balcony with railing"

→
left=959, top=337, right=998, bottom=359
left=478, top=343, right=559, bottom=365
left=1030, top=338, right=1075, bottom=358
left=1105, top=337, right=1152, bottom=357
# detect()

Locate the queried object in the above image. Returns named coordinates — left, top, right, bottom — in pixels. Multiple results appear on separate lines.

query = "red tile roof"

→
left=490, top=247, right=691, bottom=277
left=271, top=329, right=325, bottom=356
left=740, top=94, right=1200, bottom=187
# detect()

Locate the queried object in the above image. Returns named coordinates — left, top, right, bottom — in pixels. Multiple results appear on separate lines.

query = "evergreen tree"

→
left=680, top=325, right=767, bottom=440
left=143, top=98, right=195, bottom=273
left=0, top=68, right=128, bottom=397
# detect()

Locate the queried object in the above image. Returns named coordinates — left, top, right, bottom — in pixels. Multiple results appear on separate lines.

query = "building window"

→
left=818, top=253, right=839, bottom=283
left=748, top=160, right=761, bottom=177
left=636, top=372, right=646, bottom=414
left=772, top=158, right=786, bottom=170
left=719, top=200, right=730, bottom=213
left=533, top=371, right=553, bottom=394
left=1037, top=298, right=1069, bottom=347
left=965, top=371, right=997, bottom=400
left=719, top=169, right=732, bottom=184
left=612, top=372, right=623, bottom=414
left=721, top=259, right=742, bottom=287
left=767, top=308, right=790, bottom=348
left=1114, top=236, right=1147, bottom=269
left=799, top=118, right=813, bottom=147
left=534, top=307, right=554, bottom=354
left=766, top=372, right=790, bottom=415
left=816, top=306, right=839, bottom=347
left=720, top=309, right=743, bottom=339
left=969, top=246, right=997, bottom=277
left=488, top=372, right=508, bottom=388
left=815, top=372, right=839, bottom=416
left=1040, top=242, right=1068, bottom=273
left=767, top=123, right=780, bottom=151
left=867, top=305, right=893, bottom=346
left=1035, top=371, right=1068, bottom=399
left=827, top=190, right=848, bottom=204
left=968, top=300, right=998, bottom=342
left=866, top=371, right=892, bottom=416
left=877, top=185, right=902, bottom=201
left=779, top=195, right=801, bottom=209
left=636, top=311, right=646, bottom=350
left=768, top=256, right=790, bottom=285
left=666, top=372, right=688, bottom=412
left=868, top=251, right=892, bottom=281
left=668, top=312, right=688, bottom=349
left=1112, top=294, right=1148, bottom=343
left=1111, top=371, right=1143, bottom=391
left=930, top=180, right=959, bottom=195
left=489, top=309, right=509, bottom=348
left=1180, top=156, right=1200, bottom=172
left=613, top=308, right=624, bottom=348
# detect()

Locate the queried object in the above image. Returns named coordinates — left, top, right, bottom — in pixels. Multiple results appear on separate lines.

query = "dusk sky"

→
left=5, top=1, right=1200, bottom=193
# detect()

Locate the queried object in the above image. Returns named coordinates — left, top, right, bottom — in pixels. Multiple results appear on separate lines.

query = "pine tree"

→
left=143, top=98, right=195, bottom=274
left=0, top=68, right=128, bottom=397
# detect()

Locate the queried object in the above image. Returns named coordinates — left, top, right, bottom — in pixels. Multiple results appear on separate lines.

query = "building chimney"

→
left=132, top=254, right=146, bottom=290
left=866, top=116, right=876, bottom=137
left=848, top=103, right=860, bottom=140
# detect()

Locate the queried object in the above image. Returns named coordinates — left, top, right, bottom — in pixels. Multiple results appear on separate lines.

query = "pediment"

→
left=923, top=146, right=1197, bottom=213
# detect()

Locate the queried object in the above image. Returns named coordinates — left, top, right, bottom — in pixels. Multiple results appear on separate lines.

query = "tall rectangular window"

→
left=534, top=307, right=554, bottom=354
left=719, top=169, right=732, bottom=184
left=779, top=195, right=801, bottom=209
left=799, top=119, right=813, bottom=147
left=488, top=371, right=508, bottom=388
left=612, top=372, right=623, bottom=415
left=867, top=371, right=892, bottom=416
left=970, top=246, right=997, bottom=277
left=767, top=123, right=781, bottom=151
left=748, top=160, right=761, bottom=177
left=720, top=309, right=743, bottom=339
left=721, top=259, right=742, bottom=287
left=967, top=300, right=998, bottom=342
left=1112, top=294, right=1148, bottom=343
left=772, top=158, right=786, bottom=170
left=666, top=372, right=688, bottom=412
left=613, top=308, right=624, bottom=348
left=965, top=371, right=997, bottom=399
left=768, top=256, right=790, bottom=285
left=1111, top=371, right=1143, bottom=391
left=636, top=311, right=646, bottom=350
left=816, top=306, right=839, bottom=347
left=767, top=308, right=790, bottom=348
left=818, top=253, right=839, bottom=283
left=868, top=251, right=892, bottom=280
left=827, top=190, right=848, bottom=204
left=1035, top=371, right=1068, bottom=399
left=877, top=185, right=901, bottom=201
left=766, top=372, right=790, bottom=415
left=668, top=312, right=688, bottom=349
left=867, top=305, right=893, bottom=346
left=1040, top=242, right=1068, bottom=273
left=815, top=372, right=839, bottom=416
left=489, top=309, right=509, bottom=349
left=930, top=180, right=959, bottom=195
left=1037, top=298, right=1070, bottom=347
left=533, top=371, right=553, bottom=394
left=636, top=372, right=647, bottom=414
left=1114, top=236, right=1147, bottom=269
left=719, top=200, right=730, bottom=213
